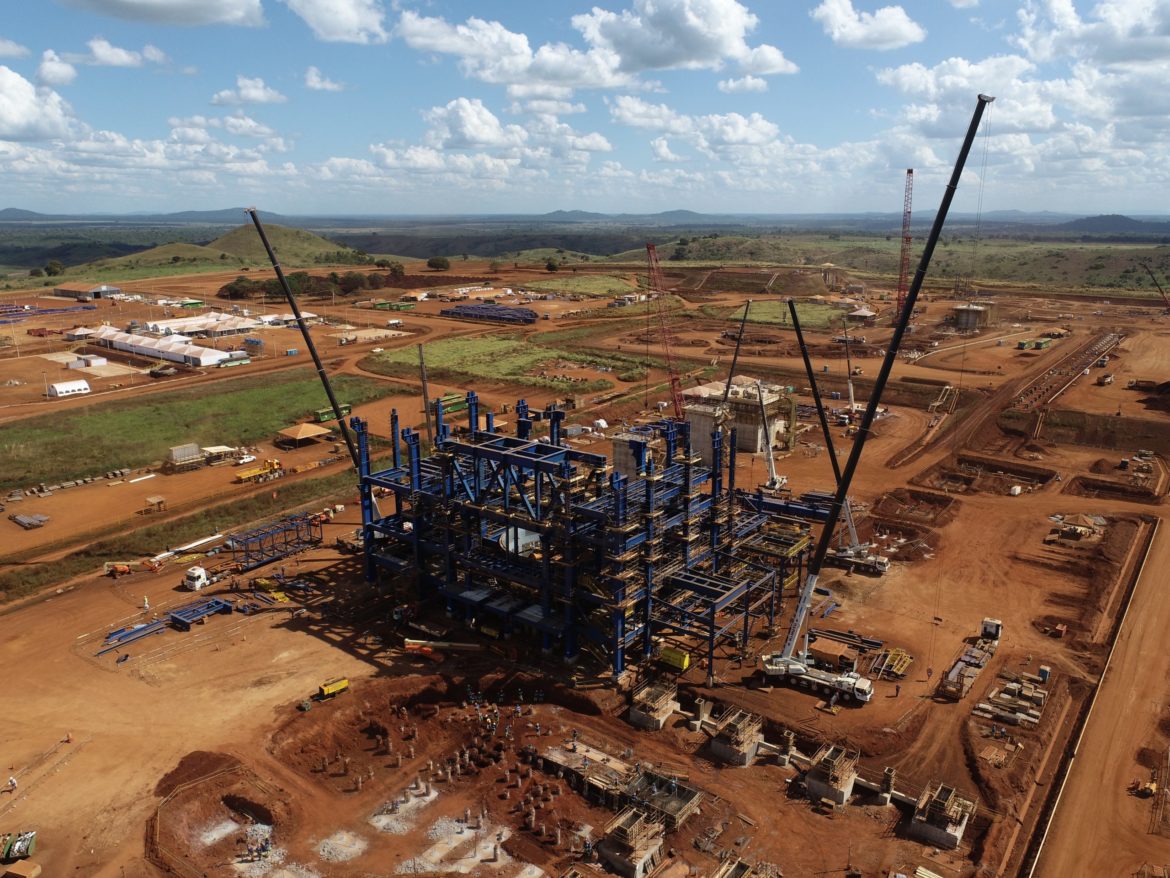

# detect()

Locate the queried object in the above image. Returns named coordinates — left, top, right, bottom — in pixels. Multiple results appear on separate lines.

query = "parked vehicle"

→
left=183, top=566, right=211, bottom=591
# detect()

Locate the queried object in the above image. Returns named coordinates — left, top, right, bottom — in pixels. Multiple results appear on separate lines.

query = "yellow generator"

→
left=658, top=647, right=691, bottom=672
left=317, top=677, right=350, bottom=700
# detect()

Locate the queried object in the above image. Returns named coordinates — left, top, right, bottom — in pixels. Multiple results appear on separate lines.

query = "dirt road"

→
left=1033, top=521, right=1170, bottom=877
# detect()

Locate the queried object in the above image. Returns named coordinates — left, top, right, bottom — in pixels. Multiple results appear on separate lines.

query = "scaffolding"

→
left=354, top=392, right=811, bottom=676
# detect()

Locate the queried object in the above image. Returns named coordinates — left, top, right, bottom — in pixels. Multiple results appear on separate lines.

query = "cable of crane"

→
left=965, top=100, right=994, bottom=297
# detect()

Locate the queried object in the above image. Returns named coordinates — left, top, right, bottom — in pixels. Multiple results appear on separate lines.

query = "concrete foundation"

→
left=909, top=782, right=977, bottom=849
left=805, top=745, right=859, bottom=806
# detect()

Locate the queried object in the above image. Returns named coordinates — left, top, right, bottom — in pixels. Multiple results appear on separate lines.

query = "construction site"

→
left=4, top=132, right=1170, bottom=877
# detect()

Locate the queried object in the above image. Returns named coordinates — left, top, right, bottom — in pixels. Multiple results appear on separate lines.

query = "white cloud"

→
left=212, top=76, right=287, bottom=105
left=0, top=67, right=73, bottom=140
left=571, top=0, right=796, bottom=74
left=396, top=2, right=794, bottom=99
left=508, top=99, right=586, bottom=115
left=86, top=37, right=143, bottom=67
left=811, top=0, right=926, bottom=50
left=948, top=0, right=978, bottom=7
left=610, top=94, right=780, bottom=166
left=0, top=38, right=29, bottom=58
left=61, top=38, right=170, bottom=68
left=222, top=113, right=277, bottom=139
left=305, top=66, right=344, bottom=91
left=609, top=95, right=778, bottom=144
left=876, top=55, right=1114, bottom=135
left=718, top=75, right=767, bottom=93
left=57, top=0, right=264, bottom=26
left=283, top=0, right=389, bottom=44
left=1013, top=0, right=1170, bottom=65
left=738, top=44, right=798, bottom=75
left=651, top=136, right=685, bottom=161
left=424, top=98, right=528, bottom=149
left=38, top=51, right=78, bottom=86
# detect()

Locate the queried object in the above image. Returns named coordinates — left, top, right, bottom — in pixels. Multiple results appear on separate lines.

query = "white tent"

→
left=92, top=326, right=230, bottom=367
left=48, top=379, right=91, bottom=397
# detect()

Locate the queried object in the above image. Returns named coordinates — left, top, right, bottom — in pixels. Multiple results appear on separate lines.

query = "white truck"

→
left=183, top=566, right=211, bottom=591
left=761, top=653, right=874, bottom=702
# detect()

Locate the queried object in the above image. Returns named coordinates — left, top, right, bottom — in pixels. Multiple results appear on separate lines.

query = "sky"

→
left=0, top=0, right=1167, bottom=216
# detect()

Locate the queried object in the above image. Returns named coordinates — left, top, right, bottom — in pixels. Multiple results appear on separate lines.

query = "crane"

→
left=1141, top=263, right=1170, bottom=313
left=761, top=95, right=995, bottom=706
left=646, top=243, right=685, bottom=418
left=754, top=381, right=787, bottom=491
left=789, top=304, right=881, bottom=572
left=841, top=319, right=858, bottom=419
left=894, top=169, right=914, bottom=325
left=719, top=300, right=752, bottom=409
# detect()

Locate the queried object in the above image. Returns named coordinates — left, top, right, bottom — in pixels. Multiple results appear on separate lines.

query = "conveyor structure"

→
left=353, top=391, right=811, bottom=677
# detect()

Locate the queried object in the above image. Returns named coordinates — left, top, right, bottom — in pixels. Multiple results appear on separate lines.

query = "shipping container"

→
left=315, top=404, right=352, bottom=422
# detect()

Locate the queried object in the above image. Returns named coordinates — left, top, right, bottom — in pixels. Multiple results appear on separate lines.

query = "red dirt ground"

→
left=2, top=266, right=1169, bottom=877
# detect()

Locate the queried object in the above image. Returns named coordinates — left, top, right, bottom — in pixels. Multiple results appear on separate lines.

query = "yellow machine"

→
left=659, top=647, right=691, bottom=672
left=317, top=677, right=350, bottom=699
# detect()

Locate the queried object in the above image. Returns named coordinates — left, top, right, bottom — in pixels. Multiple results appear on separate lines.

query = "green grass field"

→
left=0, top=371, right=410, bottom=490
left=364, top=336, right=650, bottom=392
left=700, top=299, right=844, bottom=329
left=523, top=273, right=637, bottom=297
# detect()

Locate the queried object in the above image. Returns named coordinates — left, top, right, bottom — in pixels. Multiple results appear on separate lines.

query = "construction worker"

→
left=895, top=684, right=901, bottom=697
left=6, top=776, right=16, bottom=793
left=143, top=595, right=150, bottom=611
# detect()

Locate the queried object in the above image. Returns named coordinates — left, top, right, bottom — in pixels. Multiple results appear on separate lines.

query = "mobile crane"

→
left=761, top=94, right=995, bottom=706
left=754, top=381, right=787, bottom=492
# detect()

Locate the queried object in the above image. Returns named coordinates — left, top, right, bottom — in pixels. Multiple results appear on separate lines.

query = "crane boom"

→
left=894, top=169, right=914, bottom=324
left=772, top=95, right=994, bottom=670
left=720, top=299, right=752, bottom=408
left=754, top=381, right=786, bottom=491
left=646, top=243, right=685, bottom=418
left=1141, top=263, right=1170, bottom=312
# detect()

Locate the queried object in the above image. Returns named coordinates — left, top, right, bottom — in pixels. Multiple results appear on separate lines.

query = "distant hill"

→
left=151, top=208, right=295, bottom=224
left=0, top=208, right=46, bottom=221
left=1056, top=213, right=1170, bottom=234
left=540, top=210, right=610, bottom=222
left=53, top=224, right=362, bottom=281
left=85, top=242, right=237, bottom=271
left=210, top=223, right=357, bottom=263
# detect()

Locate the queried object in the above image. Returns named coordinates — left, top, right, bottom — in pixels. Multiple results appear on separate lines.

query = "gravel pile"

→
left=318, top=829, right=368, bottom=862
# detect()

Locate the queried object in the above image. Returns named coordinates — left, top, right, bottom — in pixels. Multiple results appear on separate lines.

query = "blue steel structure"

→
left=353, top=391, right=810, bottom=678
left=229, top=512, right=325, bottom=573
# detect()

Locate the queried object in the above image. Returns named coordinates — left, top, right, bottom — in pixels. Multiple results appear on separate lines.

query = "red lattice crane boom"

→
left=894, top=168, right=914, bottom=324
left=646, top=243, right=685, bottom=418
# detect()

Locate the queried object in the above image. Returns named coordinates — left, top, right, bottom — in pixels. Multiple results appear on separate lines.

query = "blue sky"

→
left=0, top=0, right=1167, bottom=215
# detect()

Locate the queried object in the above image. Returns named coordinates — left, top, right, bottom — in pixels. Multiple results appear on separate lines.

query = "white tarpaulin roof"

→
left=146, top=312, right=261, bottom=335
left=92, top=325, right=229, bottom=365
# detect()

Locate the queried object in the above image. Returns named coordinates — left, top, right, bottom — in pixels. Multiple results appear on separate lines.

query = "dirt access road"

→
left=1033, top=521, right=1170, bottom=877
